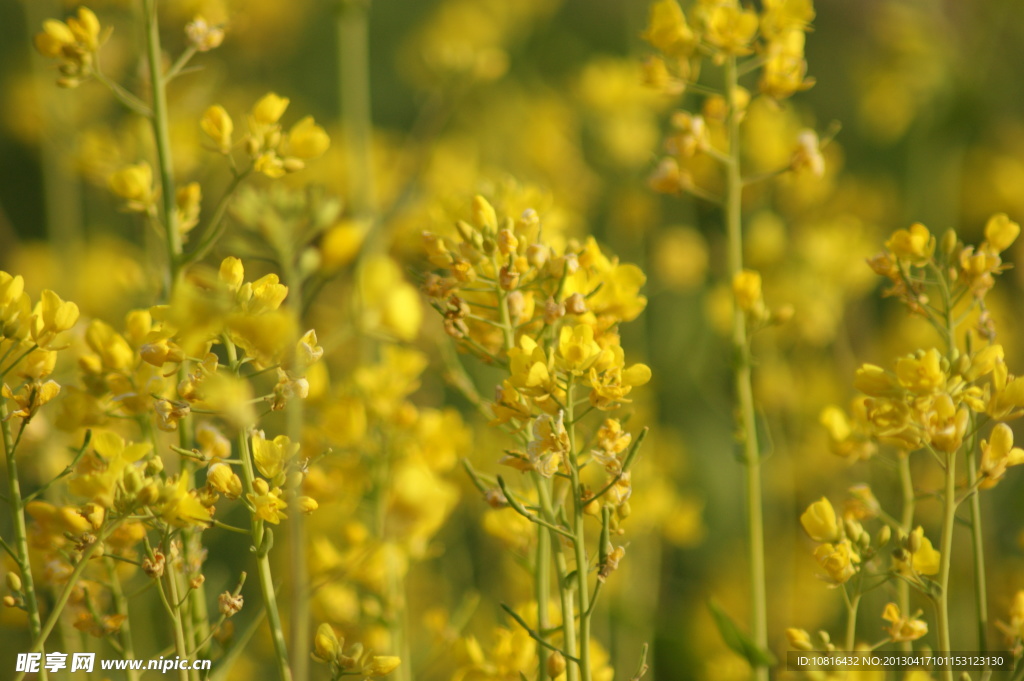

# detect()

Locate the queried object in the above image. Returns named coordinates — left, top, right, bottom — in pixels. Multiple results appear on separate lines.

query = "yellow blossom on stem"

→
left=252, top=92, right=290, bottom=126
left=895, top=348, right=945, bottom=395
left=108, top=163, right=155, bottom=213
left=248, top=478, right=288, bottom=524
left=800, top=497, right=839, bottom=543
left=642, top=0, right=696, bottom=57
left=201, top=105, right=234, bottom=154
left=886, top=222, right=935, bottom=264
left=979, top=423, right=1024, bottom=489
left=251, top=432, right=300, bottom=481
left=882, top=603, right=928, bottom=642
left=813, top=539, right=859, bottom=584
left=557, top=324, right=602, bottom=375
left=983, top=213, right=1021, bottom=253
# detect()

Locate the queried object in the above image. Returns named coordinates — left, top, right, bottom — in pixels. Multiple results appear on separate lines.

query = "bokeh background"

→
left=2, top=1, right=1024, bottom=679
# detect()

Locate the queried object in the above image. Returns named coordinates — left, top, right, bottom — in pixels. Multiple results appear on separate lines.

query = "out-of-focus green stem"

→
left=337, top=0, right=377, bottom=238
left=106, top=557, right=141, bottom=681
left=724, top=55, right=768, bottom=681
left=283, top=259, right=310, bottom=681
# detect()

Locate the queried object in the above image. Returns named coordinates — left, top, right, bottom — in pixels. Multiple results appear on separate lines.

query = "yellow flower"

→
left=895, top=349, right=945, bottom=395
left=886, top=222, right=935, bottom=264
left=157, top=475, right=213, bottom=528
left=251, top=432, right=300, bottom=481
left=732, top=269, right=763, bottom=314
left=703, top=4, right=759, bottom=55
left=528, top=412, right=570, bottom=477
left=642, top=0, right=696, bottom=57
left=853, top=364, right=901, bottom=397
left=313, top=623, right=341, bottom=663
left=814, top=539, right=859, bottom=584
left=984, top=213, right=1020, bottom=253
left=368, top=656, right=401, bottom=677
left=2, top=380, right=61, bottom=420
left=66, top=8, right=101, bottom=51
left=785, top=628, right=814, bottom=651
left=251, top=92, right=290, bottom=126
left=979, top=423, right=1024, bottom=489
left=201, top=105, right=234, bottom=154
left=35, top=19, right=77, bottom=58
left=85, top=319, right=134, bottom=371
left=108, top=163, right=155, bottom=212
left=882, top=603, right=928, bottom=642
left=31, top=289, right=80, bottom=349
left=557, top=324, right=602, bottom=375
left=800, top=497, right=839, bottom=543
left=248, top=478, right=287, bottom=524
left=321, top=220, right=366, bottom=270
left=206, top=463, right=242, bottom=499
left=895, top=527, right=940, bottom=576
left=284, top=116, right=331, bottom=161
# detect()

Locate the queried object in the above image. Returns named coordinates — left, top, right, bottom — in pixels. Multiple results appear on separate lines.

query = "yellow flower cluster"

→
left=643, top=0, right=821, bottom=197
left=34, top=7, right=104, bottom=88
left=201, top=93, right=330, bottom=178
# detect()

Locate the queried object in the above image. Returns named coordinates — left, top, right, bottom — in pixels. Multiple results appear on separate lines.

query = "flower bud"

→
left=314, top=623, right=342, bottom=662
left=6, top=572, right=22, bottom=592
left=368, top=656, right=401, bottom=677
left=547, top=652, right=566, bottom=677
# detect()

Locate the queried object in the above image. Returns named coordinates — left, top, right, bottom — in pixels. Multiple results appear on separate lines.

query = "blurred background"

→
left=2, top=0, right=1024, bottom=679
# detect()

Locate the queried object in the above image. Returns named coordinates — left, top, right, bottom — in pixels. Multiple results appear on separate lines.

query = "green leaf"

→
left=708, top=599, right=777, bottom=669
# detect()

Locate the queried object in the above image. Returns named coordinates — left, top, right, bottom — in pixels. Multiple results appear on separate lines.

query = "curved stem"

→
left=565, top=377, right=592, bottom=681
left=898, top=454, right=915, bottom=653
left=725, top=55, right=768, bottom=681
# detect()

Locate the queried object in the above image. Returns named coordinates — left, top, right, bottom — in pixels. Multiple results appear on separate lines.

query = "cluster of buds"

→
left=201, top=94, right=330, bottom=178
left=313, top=623, right=401, bottom=678
left=34, top=7, right=105, bottom=88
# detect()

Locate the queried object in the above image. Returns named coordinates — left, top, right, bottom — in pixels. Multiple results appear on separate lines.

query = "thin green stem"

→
left=141, top=0, right=182, bottom=287
left=164, top=557, right=194, bottom=681
left=533, top=474, right=552, bottom=681
left=3, top=404, right=47, bottom=681
left=725, top=54, right=768, bottom=681
left=566, top=376, right=592, bottom=681
left=844, top=588, right=861, bottom=652
left=236, top=427, right=294, bottom=681
left=337, top=0, right=377, bottom=242
left=106, top=557, right=141, bottom=681
left=537, top=475, right=580, bottom=681
left=898, top=454, right=915, bottom=653
left=935, top=451, right=957, bottom=681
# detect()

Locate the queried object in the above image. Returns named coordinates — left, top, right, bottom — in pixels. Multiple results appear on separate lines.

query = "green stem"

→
left=141, top=0, right=182, bottom=287
left=16, top=519, right=125, bottom=681
left=283, top=259, right=310, bottom=681
left=3, top=406, right=47, bottom=681
left=236, top=427, right=294, bottom=681
left=965, top=448, right=988, bottom=654
left=337, top=0, right=377, bottom=239
left=565, top=377, right=592, bottom=681
left=164, top=557, right=194, bottom=681
left=935, top=451, right=957, bottom=681
left=106, top=557, right=141, bottom=681
left=725, top=55, right=768, bottom=681
left=537, top=476, right=580, bottom=681
left=898, top=454, right=915, bottom=653
left=844, top=588, right=861, bottom=652
left=533, top=474, right=552, bottom=681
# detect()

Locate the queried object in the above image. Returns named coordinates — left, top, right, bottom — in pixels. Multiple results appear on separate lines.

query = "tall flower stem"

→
left=106, top=557, right=141, bottom=681
left=2, top=405, right=48, bottom=681
left=536, top=476, right=580, bottom=681
left=533, top=474, right=553, bottom=681
left=565, top=377, right=592, bottom=681
left=141, top=0, right=181, bottom=287
left=897, top=454, right=915, bottom=653
left=337, top=0, right=377, bottom=239
left=282, top=260, right=310, bottom=681
left=935, top=450, right=956, bottom=681
left=724, top=55, right=768, bottom=681
left=227, top=340, right=293, bottom=681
